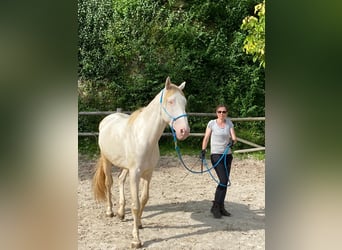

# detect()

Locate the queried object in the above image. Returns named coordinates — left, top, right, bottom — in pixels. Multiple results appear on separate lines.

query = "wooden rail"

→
left=78, top=110, right=265, bottom=153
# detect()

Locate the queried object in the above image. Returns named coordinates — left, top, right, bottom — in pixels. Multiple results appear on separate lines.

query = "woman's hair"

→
left=215, top=104, right=228, bottom=112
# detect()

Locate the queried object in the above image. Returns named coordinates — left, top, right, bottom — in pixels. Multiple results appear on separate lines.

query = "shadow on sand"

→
left=140, top=199, right=264, bottom=247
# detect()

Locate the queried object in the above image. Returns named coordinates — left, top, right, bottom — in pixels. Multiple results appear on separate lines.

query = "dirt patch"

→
left=78, top=154, right=265, bottom=249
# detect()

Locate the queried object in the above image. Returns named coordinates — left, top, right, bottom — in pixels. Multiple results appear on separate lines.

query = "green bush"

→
left=78, top=0, right=265, bottom=156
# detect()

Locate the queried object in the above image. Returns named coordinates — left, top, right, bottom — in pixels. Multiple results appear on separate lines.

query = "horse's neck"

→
left=133, top=92, right=166, bottom=144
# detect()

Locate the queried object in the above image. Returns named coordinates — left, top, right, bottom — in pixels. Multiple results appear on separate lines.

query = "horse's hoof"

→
left=131, top=241, right=142, bottom=248
left=117, top=214, right=125, bottom=220
left=106, top=212, right=114, bottom=217
left=138, top=225, right=143, bottom=229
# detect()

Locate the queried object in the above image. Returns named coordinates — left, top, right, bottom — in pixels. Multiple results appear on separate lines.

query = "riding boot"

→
left=210, top=201, right=222, bottom=219
left=219, top=204, right=231, bottom=216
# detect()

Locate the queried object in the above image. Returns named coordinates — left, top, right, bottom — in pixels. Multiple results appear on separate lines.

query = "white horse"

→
left=93, top=77, right=190, bottom=248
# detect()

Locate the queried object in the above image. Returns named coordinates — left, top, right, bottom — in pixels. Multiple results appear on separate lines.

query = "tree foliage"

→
left=78, top=0, right=114, bottom=79
left=241, top=0, right=265, bottom=68
left=78, top=0, right=265, bottom=148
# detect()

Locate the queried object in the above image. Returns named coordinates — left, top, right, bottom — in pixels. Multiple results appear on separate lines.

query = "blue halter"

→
left=159, top=89, right=188, bottom=129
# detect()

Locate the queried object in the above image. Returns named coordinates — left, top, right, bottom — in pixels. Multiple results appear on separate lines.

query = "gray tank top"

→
left=208, top=118, right=234, bottom=154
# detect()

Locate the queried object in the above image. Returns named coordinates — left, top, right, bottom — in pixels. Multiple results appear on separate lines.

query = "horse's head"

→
left=160, top=77, right=190, bottom=140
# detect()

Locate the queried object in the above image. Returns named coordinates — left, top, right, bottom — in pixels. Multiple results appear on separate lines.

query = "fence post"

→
left=116, top=108, right=122, bottom=113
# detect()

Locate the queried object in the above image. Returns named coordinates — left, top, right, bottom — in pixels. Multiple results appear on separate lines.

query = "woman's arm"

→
left=202, top=127, right=212, bottom=150
left=230, top=127, right=237, bottom=145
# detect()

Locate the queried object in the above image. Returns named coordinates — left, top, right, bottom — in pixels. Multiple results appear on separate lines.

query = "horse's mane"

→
left=127, top=85, right=183, bottom=125
left=128, top=108, right=144, bottom=125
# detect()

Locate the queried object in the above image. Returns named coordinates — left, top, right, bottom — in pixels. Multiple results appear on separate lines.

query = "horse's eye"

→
left=168, top=99, right=174, bottom=105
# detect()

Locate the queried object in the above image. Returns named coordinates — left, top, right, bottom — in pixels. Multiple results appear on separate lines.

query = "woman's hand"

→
left=200, top=149, right=206, bottom=160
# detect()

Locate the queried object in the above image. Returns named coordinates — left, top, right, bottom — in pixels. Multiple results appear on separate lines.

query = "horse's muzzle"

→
left=177, top=128, right=190, bottom=140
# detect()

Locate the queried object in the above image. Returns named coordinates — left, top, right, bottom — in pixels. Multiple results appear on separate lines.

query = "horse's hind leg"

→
left=103, top=157, right=114, bottom=217
left=117, top=168, right=128, bottom=220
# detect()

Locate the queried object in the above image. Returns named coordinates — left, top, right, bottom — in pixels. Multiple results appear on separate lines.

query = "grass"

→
left=234, top=151, right=265, bottom=161
left=78, top=137, right=100, bottom=159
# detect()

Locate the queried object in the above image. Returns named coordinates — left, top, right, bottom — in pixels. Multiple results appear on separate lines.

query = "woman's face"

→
left=216, top=107, right=227, bottom=118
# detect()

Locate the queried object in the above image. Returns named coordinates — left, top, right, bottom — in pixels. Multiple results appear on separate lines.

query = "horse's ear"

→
left=178, top=81, right=186, bottom=90
left=165, top=76, right=171, bottom=90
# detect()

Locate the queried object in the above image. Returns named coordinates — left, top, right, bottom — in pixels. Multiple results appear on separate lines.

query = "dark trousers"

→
left=211, top=154, right=233, bottom=204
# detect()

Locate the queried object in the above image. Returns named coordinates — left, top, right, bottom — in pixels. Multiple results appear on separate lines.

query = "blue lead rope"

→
left=169, top=125, right=232, bottom=188
left=159, top=89, right=231, bottom=187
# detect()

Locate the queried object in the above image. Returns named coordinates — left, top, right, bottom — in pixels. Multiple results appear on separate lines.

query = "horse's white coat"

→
left=94, top=77, right=190, bottom=248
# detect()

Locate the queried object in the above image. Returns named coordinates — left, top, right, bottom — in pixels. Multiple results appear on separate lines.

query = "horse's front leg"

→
left=129, top=170, right=142, bottom=248
left=117, top=169, right=128, bottom=220
left=137, top=171, right=152, bottom=229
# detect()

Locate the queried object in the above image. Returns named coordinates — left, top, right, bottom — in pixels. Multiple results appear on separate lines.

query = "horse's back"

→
left=99, top=113, right=129, bottom=131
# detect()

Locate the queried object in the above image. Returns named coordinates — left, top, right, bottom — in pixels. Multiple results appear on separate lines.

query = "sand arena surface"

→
left=78, top=154, right=265, bottom=249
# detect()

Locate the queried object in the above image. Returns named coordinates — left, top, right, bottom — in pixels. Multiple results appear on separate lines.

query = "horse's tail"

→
left=92, top=154, right=107, bottom=201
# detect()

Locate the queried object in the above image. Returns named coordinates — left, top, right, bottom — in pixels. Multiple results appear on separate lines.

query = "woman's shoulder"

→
left=207, top=119, right=216, bottom=127
left=225, top=118, right=234, bottom=126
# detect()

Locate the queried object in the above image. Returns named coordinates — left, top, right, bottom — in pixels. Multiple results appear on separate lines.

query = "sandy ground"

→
left=78, top=154, right=265, bottom=249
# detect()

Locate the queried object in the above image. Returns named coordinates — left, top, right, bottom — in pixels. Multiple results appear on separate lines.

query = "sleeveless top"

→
left=207, top=118, right=234, bottom=154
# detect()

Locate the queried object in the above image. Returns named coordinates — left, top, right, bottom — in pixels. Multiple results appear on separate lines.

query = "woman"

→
left=201, top=104, right=237, bottom=218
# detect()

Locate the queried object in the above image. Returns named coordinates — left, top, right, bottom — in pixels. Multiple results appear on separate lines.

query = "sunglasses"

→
left=217, top=110, right=227, bottom=114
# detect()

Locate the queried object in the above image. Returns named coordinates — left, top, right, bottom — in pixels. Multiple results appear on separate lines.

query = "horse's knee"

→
left=131, top=208, right=139, bottom=216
